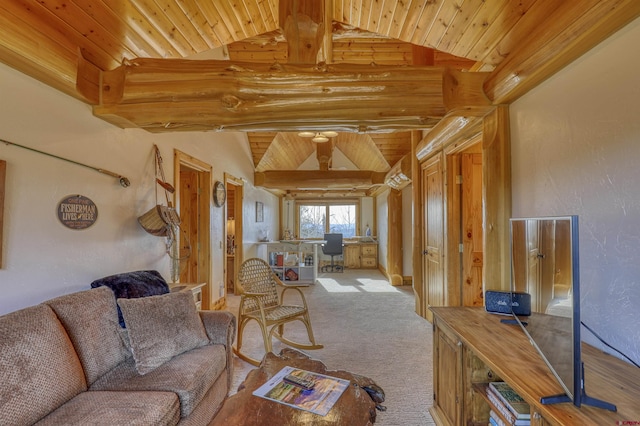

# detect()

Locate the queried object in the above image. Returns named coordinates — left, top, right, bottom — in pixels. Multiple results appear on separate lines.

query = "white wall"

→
left=0, top=62, right=275, bottom=315
left=510, top=16, right=640, bottom=365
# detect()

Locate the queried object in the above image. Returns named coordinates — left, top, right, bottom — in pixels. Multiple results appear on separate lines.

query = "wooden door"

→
left=422, top=157, right=444, bottom=320
left=175, top=150, right=211, bottom=309
left=461, top=153, right=484, bottom=306
left=225, top=174, right=244, bottom=296
left=179, top=168, right=199, bottom=284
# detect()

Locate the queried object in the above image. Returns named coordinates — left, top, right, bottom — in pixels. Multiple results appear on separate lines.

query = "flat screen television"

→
left=509, top=215, right=615, bottom=411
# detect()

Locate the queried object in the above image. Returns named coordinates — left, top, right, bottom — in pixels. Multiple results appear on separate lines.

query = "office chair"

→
left=321, top=233, right=343, bottom=272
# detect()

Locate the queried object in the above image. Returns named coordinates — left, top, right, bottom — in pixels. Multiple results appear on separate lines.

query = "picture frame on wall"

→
left=256, top=201, right=264, bottom=222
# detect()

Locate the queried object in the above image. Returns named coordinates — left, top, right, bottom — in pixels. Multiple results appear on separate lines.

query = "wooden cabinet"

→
left=432, top=321, right=462, bottom=426
left=170, top=283, right=205, bottom=310
left=344, top=245, right=361, bottom=268
left=343, top=243, right=378, bottom=269
left=360, top=244, right=377, bottom=268
left=430, top=307, right=640, bottom=426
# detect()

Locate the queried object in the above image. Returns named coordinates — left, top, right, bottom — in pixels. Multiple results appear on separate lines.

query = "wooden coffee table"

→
left=210, top=348, right=382, bottom=425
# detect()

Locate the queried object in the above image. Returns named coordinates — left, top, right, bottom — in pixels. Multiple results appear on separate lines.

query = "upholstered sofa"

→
left=0, top=283, right=236, bottom=425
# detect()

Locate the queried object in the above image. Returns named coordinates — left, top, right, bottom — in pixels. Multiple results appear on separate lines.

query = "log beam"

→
left=254, top=170, right=386, bottom=190
left=78, top=58, right=492, bottom=133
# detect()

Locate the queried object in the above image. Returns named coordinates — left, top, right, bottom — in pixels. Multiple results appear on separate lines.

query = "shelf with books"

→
left=473, top=383, right=526, bottom=426
left=472, top=382, right=532, bottom=426
left=256, top=240, right=322, bottom=284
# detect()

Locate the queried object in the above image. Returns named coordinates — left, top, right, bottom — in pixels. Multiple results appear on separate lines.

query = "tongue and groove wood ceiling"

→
left=1, top=0, right=638, bottom=196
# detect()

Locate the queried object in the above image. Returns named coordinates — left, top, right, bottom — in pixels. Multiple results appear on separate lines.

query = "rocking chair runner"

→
left=233, top=258, right=323, bottom=366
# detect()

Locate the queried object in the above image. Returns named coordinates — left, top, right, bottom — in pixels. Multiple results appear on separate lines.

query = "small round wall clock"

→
left=213, top=181, right=226, bottom=207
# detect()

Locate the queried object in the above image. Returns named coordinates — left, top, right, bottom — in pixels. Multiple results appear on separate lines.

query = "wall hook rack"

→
left=1, top=138, right=130, bottom=187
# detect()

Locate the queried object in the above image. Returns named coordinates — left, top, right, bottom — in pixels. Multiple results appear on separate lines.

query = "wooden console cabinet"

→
left=430, top=307, right=640, bottom=426
left=344, top=243, right=378, bottom=269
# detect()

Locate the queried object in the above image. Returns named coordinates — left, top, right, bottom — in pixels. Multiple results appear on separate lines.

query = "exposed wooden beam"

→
left=316, top=141, right=333, bottom=171
left=385, top=154, right=412, bottom=190
left=484, top=0, right=640, bottom=104
left=79, top=58, right=492, bottom=133
left=254, top=170, right=386, bottom=190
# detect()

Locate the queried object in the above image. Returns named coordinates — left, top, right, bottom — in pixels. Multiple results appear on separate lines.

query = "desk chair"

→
left=321, top=233, right=343, bottom=272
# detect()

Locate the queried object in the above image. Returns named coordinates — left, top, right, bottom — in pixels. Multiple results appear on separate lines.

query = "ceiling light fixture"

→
left=297, top=131, right=338, bottom=143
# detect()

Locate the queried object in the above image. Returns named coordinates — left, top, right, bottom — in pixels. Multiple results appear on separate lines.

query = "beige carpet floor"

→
left=225, top=268, right=436, bottom=425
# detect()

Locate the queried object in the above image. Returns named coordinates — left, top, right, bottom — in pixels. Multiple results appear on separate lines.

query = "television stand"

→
left=429, top=307, right=638, bottom=425
left=541, top=362, right=616, bottom=411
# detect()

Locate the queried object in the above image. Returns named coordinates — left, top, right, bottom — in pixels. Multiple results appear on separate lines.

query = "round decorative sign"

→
left=57, top=195, right=98, bottom=230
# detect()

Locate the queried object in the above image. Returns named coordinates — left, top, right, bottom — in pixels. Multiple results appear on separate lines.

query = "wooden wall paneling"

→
left=129, top=0, right=198, bottom=57
left=0, top=160, right=5, bottom=268
left=410, top=1, right=443, bottom=46
left=193, top=2, right=234, bottom=45
left=482, top=106, right=511, bottom=292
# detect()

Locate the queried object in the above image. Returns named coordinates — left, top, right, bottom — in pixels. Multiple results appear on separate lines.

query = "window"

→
left=297, top=202, right=358, bottom=239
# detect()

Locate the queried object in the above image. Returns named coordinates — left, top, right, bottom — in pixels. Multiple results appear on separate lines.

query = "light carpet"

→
left=225, top=268, right=436, bottom=425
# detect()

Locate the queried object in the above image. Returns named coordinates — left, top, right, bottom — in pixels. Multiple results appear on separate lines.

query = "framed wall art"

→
left=255, top=201, right=264, bottom=222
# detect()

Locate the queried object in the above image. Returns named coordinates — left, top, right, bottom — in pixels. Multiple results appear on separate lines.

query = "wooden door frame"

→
left=173, top=150, right=212, bottom=309
left=421, top=152, right=444, bottom=323
left=224, top=173, right=243, bottom=295
left=444, top=135, right=482, bottom=308
left=413, top=106, right=511, bottom=318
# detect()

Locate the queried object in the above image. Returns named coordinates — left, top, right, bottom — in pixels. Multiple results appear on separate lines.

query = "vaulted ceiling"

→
left=1, top=1, right=638, bottom=197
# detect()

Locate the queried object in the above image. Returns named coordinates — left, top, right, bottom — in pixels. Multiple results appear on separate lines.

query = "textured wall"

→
left=510, top=17, right=640, bottom=365
left=0, top=62, right=270, bottom=314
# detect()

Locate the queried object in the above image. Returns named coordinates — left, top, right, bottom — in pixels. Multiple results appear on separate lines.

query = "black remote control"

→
left=283, top=373, right=315, bottom=390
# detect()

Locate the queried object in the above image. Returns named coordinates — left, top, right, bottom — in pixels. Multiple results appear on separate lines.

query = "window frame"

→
left=295, top=199, right=360, bottom=239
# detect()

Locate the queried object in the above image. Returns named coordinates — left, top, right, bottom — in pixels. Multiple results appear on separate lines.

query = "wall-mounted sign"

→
left=57, top=195, right=98, bottom=230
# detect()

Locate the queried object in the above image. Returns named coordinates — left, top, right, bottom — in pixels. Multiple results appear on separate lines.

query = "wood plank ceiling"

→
left=1, top=0, right=639, bottom=197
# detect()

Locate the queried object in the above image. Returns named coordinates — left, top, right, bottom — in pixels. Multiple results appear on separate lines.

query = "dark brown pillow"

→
left=117, top=291, right=209, bottom=375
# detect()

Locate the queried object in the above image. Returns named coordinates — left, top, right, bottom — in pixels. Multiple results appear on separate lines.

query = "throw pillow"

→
left=91, top=270, right=170, bottom=327
left=117, top=291, right=209, bottom=375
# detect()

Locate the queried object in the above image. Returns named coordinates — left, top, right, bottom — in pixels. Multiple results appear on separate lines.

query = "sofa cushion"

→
left=45, top=286, right=129, bottom=386
left=34, top=390, right=180, bottom=426
left=0, top=304, right=87, bottom=426
left=90, top=344, right=227, bottom=418
left=91, top=270, right=170, bottom=327
left=117, top=291, right=209, bottom=375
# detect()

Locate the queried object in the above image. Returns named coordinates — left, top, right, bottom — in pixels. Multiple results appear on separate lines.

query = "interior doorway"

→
left=174, top=150, right=212, bottom=309
left=445, top=138, right=483, bottom=308
left=225, top=174, right=243, bottom=295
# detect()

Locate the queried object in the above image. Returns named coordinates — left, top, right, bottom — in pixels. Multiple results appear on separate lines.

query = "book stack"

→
left=486, top=382, right=531, bottom=426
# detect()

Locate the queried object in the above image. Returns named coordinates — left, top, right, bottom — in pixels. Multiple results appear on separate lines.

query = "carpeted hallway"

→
left=225, top=268, right=436, bottom=425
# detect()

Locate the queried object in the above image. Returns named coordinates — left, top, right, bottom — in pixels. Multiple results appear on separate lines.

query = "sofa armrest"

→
left=199, top=310, right=236, bottom=394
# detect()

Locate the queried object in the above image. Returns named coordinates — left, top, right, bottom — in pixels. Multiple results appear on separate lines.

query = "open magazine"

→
left=252, top=366, right=351, bottom=416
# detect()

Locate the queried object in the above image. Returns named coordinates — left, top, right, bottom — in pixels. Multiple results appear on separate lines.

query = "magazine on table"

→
left=252, top=366, right=351, bottom=416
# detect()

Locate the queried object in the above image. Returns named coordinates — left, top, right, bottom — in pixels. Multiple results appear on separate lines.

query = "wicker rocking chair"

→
left=233, top=258, right=323, bottom=366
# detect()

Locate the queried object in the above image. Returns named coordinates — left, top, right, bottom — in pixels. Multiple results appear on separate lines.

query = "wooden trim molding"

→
left=0, top=160, right=5, bottom=268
